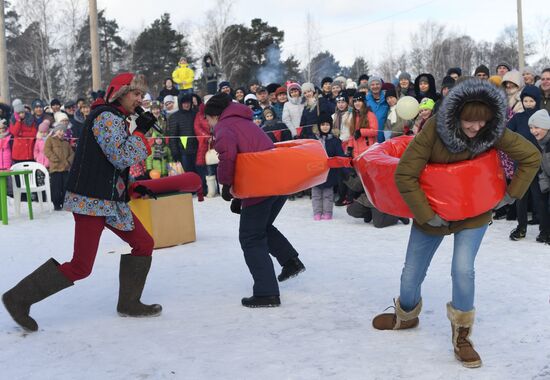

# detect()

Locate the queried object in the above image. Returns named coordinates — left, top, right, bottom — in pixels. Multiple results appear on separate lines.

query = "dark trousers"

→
left=206, top=81, right=217, bottom=95
left=59, top=213, right=153, bottom=282
left=517, top=177, right=550, bottom=233
left=239, top=196, right=298, bottom=296
left=50, top=171, right=69, bottom=208
left=180, top=153, right=197, bottom=174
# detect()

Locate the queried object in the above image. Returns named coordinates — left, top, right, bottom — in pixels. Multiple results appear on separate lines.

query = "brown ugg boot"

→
left=446, top=302, right=482, bottom=368
left=372, top=298, right=422, bottom=330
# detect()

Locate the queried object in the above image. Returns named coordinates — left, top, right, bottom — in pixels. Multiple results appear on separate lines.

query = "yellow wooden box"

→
left=129, top=193, right=196, bottom=249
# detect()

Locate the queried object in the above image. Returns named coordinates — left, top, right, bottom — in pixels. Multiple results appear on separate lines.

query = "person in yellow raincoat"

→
left=172, top=57, right=195, bottom=95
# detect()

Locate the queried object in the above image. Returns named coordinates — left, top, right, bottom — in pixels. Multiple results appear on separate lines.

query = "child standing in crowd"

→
left=44, top=124, right=74, bottom=211
left=10, top=99, right=37, bottom=163
left=508, top=86, right=549, bottom=242
left=282, top=83, right=304, bottom=138
left=412, top=98, right=435, bottom=135
left=0, top=120, right=11, bottom=170
left=312, top=114, right=345, bottom=220
left=146, top=137, right=172, bottom=177
left=33, top=120, right=51, bottom=168
left=332, top=93, right=352, bottom=143
left=261, top=108, right=292, bottom=143
left=346, top=93, right=378, bottom=158
left=530, top=110, right=550, bottom=238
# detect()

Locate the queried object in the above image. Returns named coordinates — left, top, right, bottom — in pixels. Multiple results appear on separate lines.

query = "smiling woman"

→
left=371, top=78, right=541, bottom=368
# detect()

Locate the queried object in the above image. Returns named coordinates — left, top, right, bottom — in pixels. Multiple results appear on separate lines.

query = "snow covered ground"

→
left=1, top=196, right=549, bottom=380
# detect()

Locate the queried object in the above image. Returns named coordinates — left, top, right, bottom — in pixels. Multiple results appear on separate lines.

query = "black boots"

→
left=509, top=226, right=526, bottom=241
left=2, top=259, right=73, bottom=332
left=241, top=295, right=281, bottom=308
left=277, top=257, right=305, bottom=282
left=117, top=254, right=162, bottom=317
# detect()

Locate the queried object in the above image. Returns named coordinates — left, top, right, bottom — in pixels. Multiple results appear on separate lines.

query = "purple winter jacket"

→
left=214, top=102, right=274, bottom=207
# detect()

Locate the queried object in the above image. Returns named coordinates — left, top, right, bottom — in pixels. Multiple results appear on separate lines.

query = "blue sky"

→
left=99, top=0, right=548, bottom=69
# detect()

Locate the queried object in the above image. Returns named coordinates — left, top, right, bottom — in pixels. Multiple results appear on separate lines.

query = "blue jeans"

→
left=399, top=224, right=488, bottom=312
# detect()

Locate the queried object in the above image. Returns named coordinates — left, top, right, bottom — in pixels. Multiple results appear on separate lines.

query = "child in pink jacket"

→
left=0, top=120, right=12, bottom=170
left=33, top=120, right=50, bottom=168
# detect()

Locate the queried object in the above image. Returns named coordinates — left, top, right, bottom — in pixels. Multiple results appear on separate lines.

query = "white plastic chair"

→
left=10, top=162, right=52, bottom=216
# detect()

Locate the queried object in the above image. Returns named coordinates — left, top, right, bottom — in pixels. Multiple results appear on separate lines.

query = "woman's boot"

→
left=2, top=258, right=74, bottom=332
left=372, top=298, right=422, bottom=330
left=117, top=254, right=162, bottom=317
left=446, top=302, right=482, bottom=368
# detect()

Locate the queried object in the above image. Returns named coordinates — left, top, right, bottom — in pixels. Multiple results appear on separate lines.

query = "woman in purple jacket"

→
left=204, top=93, right=306, bottom=308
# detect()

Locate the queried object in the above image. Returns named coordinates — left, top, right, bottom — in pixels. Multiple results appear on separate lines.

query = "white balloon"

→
left=396, top=96, right=420, bottom=120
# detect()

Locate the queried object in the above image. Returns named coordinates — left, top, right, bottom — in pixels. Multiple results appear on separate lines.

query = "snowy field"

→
left=1, top=196, right=549, bottom=380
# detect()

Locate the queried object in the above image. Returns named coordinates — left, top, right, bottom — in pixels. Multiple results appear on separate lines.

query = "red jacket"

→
left=347, top=111, right=378, bottom=158
left=10, top=115, right=37, bottom=161
left=194, top=104, right=212, bottom=166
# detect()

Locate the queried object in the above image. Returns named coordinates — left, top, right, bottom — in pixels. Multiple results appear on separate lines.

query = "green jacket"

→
left=146, top=145, right=173, bottom=177
left=395, top=80, right=541, bottom=235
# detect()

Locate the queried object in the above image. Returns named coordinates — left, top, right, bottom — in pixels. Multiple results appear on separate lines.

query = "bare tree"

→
left=58, top=0, right=86, bottom=100
left=198, top=0, right=239, bottom=82
left=302, top=12, right=321, bottom=83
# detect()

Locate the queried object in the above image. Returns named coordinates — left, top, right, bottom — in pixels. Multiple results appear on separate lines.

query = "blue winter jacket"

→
left=366, top=91, right=389, bottom=143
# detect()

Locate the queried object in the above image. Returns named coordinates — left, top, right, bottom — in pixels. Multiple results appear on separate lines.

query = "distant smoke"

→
left=257, top=44, right=284, bottom=85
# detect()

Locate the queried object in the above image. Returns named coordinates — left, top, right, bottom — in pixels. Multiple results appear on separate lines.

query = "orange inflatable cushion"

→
left=354, top=135, right=506, bottom=221
left=232, top=139, right=329, bottom=198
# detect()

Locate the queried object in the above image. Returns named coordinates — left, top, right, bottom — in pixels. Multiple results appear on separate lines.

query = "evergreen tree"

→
left=304, top=51, right=341, bottom=86
left=74, top=10, right=127, bottom=96
left=132, top=13, right=192, bottom=96
left=283, top=55, right=303, bottom=83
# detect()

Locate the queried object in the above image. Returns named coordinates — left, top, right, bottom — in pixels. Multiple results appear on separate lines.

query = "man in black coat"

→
left=168, top=94, right=198, bottom=173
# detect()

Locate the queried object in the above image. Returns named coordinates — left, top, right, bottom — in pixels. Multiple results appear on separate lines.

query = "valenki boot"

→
left=117, top=254, right=162, bottom=317
left=372, top=298, right=422, bottom=330
left=446, top=302, right=482, bottom=368
left=2, top=258, right=74, bottom=332
left=205, top=175, right=218, bottom=198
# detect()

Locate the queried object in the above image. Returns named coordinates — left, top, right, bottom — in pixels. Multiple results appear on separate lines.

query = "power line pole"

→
left=89, top=0, right=101, bottom=91
left=517, top=0, right=525, bottom=71
left=0, top=0, right=10, bottom=103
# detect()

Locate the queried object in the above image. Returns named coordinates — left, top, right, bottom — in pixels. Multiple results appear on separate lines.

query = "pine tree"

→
left=132, top=13, right=192, bottom=96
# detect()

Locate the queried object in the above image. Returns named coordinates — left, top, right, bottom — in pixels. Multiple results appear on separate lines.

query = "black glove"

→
left=133, top=184, right=157, bottom=199
left=135, top=111, right=157, bottom=134
left=346, top=146, right=354, bottom=157
left=354, top=129, right=362, bottom=140
left=221, top=184, right=233, bottom=202
left=230, top=198, right=242, bottom=214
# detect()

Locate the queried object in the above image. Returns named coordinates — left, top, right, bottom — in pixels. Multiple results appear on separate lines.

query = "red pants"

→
left=59, top=213, right=154, bottom=282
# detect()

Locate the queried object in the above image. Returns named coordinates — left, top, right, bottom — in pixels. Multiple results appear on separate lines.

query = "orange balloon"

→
left=149, top=169, right=161, bottom=179
left=354, top=136, right=506, bottom=221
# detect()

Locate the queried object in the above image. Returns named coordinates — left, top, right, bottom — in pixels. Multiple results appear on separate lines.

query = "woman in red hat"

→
left=3, top=73, right=162, bottom=332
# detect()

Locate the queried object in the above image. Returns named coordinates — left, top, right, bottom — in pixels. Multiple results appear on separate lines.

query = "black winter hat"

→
left=474, top=65, right=490, bottom=77
left=441, top=76, right=456, bottom=90
left=321, top=77, right=333, bottom=86
left=317, top=112, right=333, bottom=127
left=218, top=81, right=231, bottom=91
left=447, top=67, right=462, bottom=77
left=385, top=87, right=397, bottom=98
left=266, top=83, right=280, bottom=94
left=358, top=74, right=370, bottom=82
left=50, top=98, right=61, bottom=107
left=204, top=93, right=232, bottom=116
left=180, top=94, right=193, bottom=104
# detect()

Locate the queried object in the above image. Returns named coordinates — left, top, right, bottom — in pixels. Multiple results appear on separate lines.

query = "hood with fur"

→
left=436, top=78, right=507, bottom=155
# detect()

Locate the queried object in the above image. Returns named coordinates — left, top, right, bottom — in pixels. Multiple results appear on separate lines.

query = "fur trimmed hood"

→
left=436, top=78, right=507, bottom=155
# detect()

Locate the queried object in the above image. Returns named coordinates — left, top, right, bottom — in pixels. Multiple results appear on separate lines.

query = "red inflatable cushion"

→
left=354, top=135, right=506, bottom=221
left=232, top=140, right=329, bottom=198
